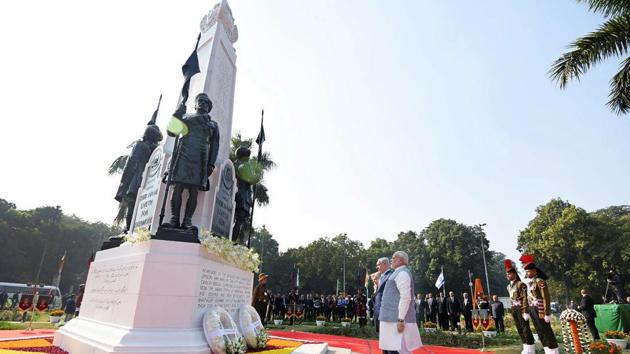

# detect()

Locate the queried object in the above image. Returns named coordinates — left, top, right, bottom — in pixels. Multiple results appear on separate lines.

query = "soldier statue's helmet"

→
left=195, top=93, right=213, bottom=111
left=143, top=124, right=163, bottom=143
left=235, top=146, right=251, bottom=159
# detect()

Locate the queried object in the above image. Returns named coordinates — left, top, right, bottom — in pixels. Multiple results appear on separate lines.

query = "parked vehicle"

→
left=0, top=282, right=62, bottom=309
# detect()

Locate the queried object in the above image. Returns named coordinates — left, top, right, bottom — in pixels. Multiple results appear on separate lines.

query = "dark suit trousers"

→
left=586, top=316, right=600, bottom=340
left=528, top=306, right=558, bottom=349
left=511, top=307, right=534, bottom=345
left=449, top=314, right=460, bottom=332
left=464, top=315, right=473, bottom=331
left=493, top=315, right=505, bottom=332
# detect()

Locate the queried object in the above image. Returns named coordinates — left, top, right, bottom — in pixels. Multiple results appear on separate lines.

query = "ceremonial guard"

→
left=252, top=273, right=269, bottom=324
left=519, top=255, right=559, bottom=354
left=505, top=259, right=535, bottom=354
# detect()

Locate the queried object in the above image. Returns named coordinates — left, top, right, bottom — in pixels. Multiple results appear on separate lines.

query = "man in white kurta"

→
left=379, top=251, right=422, bottom=354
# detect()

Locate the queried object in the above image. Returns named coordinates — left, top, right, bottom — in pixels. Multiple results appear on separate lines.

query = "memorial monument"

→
left=54, top=2, right=252, bottom=353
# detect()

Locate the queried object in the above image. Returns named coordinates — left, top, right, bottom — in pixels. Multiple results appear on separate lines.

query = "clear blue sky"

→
left=1, top=1, right=628, bottom=268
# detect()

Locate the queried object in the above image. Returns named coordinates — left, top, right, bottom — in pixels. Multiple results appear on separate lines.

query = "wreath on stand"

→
left=203, top=307, right=246, bottom=354
left=237, top=305, right=269, bottom=349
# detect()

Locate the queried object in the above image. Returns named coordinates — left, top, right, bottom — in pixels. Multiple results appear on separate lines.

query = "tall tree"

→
left=422, top=219, right=506, bottom=297
left=0, top=198, right=117, bottom=293
left=517, top=198, right=627, bottom=302
left=550, top=0, right=630, bottom=114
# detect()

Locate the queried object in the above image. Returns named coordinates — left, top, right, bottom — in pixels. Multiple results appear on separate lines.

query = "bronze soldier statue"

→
left=163, top=93, right=220, bottom=231
left=505, top=259, right=535, bottom=354
left=520, top=254, right=559, bottom=354
left=232, top=146, right=254, bottom=244
left=115, top=124, right=163, bottom=232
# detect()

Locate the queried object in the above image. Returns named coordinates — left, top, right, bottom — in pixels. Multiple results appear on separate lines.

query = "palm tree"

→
left=108, top=155, right=130, bottom=226
left=550, top=0, right=630, bottom=114
left=229, top=132, right=276, bottom=206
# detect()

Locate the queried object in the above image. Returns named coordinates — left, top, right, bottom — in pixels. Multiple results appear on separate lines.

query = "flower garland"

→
left=560, top=309, right=591, bottom=354
left=199, top=230, right=260, bottom=272
left=124, top=227, right=151, bottom=243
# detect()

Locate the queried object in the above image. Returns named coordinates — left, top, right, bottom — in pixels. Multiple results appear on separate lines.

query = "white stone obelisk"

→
left=129, top=0, right=238, bottom=237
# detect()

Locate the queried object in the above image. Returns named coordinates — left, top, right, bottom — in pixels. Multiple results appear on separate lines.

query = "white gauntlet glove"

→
left=544, top=315, right=552, bottom=323
left=522, top=313, right=530, bottom=321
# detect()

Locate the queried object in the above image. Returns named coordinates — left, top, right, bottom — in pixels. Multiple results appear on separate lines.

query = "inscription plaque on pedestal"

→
left=131, top=147, right=164, bottom=233
left=196, top=266, right=252, bottom=319
left=210, top=161, right=236, bottom=238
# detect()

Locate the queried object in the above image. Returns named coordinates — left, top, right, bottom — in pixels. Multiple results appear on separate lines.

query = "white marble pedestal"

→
left=54, top=240, right=253, bottom=354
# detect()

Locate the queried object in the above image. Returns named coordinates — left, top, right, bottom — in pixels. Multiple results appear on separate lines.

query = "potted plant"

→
left=272, top=315, right=283, bottom=326
left=482, top=324, right=497, bottom=338
left=49, top=309, right=64, bottom=323
left=604, top=330, right=627, bottom=350
left=316, top=315, right=326, bottom=326
left=340, top=317, right=352, bottom=328
left=589, top=340, right=623, bottom=354
left=423, top=321, right=437, bottom=333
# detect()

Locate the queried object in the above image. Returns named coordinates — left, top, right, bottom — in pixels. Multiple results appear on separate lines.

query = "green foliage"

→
left=550, top=1, right=630, bottom=114
left=422, top=219, right=507, bottom=297
left=517, top=198, right=630, bottom=302
left=0, top=198, right=119, bottom=294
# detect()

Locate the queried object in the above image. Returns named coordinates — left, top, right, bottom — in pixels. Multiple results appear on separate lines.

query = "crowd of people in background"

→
left=255, top=286, right=371, bottom=325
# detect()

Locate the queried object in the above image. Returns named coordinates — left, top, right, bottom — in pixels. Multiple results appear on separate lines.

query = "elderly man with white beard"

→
left=378, top=251, right=422, bottom=354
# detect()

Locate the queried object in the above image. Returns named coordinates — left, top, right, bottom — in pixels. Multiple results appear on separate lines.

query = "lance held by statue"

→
left=162, top=93, right=220, bottom=233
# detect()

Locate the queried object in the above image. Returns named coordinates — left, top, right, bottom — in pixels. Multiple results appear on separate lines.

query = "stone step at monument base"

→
left=292, top=343, right=328, bottom=354
left=55, top=317, right=209, bottom=354
left=326, top=347, right=352, bottom=354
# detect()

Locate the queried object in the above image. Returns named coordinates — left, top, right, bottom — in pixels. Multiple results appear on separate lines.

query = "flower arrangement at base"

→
left=316, top=316, right=327, bottom=321
left=49, top=310, right=65, bottom=317
left=255, top=328, right=269, bottom=349
left=203, top=306, right=246, bottom=354
left=589, top=341, right=623, bottom=354
left=199, top=230, right=260, bottom=272
left=237, top=305, right=267, bottom=349
left=423, top=321, right=437, bottom=328
left=604, top=330, right=627, bottom=339
left=124, top=227, right=151, bottom=243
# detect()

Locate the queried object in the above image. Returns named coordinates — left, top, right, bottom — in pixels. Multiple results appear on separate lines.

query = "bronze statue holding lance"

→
left=114, top=96, right=164, bottom=233
left=162, top=93, right=220, bottom=231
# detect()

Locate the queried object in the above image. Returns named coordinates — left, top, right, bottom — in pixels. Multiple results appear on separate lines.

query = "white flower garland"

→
left=203, top=307, right=246, bottom=354
left=237, top=305, right=268, bottom=349
left=199, top=230, right=260, bottom=272
left=124, top=227, right=151, bottom=243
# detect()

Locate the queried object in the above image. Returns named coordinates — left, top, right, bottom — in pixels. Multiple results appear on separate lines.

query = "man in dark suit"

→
left=462, top=292, right=473, bottom=332
left=426, top=293, right=437, bottom=323
left=446, top=291, right=461, bottom=333
left=491, top=295, right=505, bottom=333
left=415, top=293, right=427, bottom=327
left=437, top=293, right=448, bottom=330
left=577, top=288, right=600, bottom=340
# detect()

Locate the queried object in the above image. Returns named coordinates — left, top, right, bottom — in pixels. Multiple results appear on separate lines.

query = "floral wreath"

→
left=560, top=309, right=591, bottom=354
left=203, top=306, right=246, bottom=354
left=237, top=305, right=268, bottom=349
